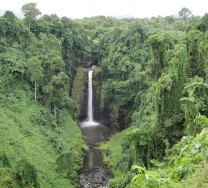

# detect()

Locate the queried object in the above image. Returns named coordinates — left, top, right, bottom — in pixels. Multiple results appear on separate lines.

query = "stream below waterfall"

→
left=79, top=123, right=113, bottom=188
left=78, top=67, right=113, bottom=187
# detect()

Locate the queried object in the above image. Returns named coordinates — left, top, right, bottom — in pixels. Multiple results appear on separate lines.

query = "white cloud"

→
left=0, top=0, right=207, bottom=18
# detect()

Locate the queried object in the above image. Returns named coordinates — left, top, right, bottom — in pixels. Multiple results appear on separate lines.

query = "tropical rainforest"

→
left=1, top=2, right=208, bottom=188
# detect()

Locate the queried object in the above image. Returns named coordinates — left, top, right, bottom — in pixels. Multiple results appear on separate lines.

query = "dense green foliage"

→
left=0, top=3, right=89, bottom=187
left=101, top=124, right=208, bottom=187
left=0, top=85, right=86, bottom=187
left=90, top=9, right=208, bottom=188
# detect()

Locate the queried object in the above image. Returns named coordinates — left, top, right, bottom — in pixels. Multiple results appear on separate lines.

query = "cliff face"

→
left=71, top=67, right=88, bottom=121
left=71, top=66, right=111, bottom=126
left=93, top=80, right=111, bottom=126
left=92, top=67, right=111, bottom=126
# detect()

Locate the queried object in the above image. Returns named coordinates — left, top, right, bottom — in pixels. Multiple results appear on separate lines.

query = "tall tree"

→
left=21, top=2, right=41, bottom=29
left=179, top=7, right=192, bottom=20
left=178, top=7, right=192, bottom=31
left=27, top=57, right=43, bottom=101
left=47, top=72, right=69, bottom=117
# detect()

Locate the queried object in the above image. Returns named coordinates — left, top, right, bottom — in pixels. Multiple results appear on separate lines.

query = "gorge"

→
left=1, top=4, right=208, bottom=188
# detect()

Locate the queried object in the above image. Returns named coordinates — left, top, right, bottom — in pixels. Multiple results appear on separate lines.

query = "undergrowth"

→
left=100, top=127, right=208, bottom=188
left=0, top=84, right=86, bottom=188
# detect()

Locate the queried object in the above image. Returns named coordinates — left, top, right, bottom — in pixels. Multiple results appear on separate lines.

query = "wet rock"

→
left=106, top=150, right=110, bottom=156
left=79, top=166, right=112, bottom=188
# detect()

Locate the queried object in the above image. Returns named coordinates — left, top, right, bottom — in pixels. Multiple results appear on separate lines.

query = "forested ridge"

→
left=1, top=2, right=208, bottom=188
left=0, top=3, right=89, bottom=188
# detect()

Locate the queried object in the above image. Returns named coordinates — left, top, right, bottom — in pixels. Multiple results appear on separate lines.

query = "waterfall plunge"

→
left=81, top=67, right=99, bottom=126
left=87, top=69, right=93, bottom=122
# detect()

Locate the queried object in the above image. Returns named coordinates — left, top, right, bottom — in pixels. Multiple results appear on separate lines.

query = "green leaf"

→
left=131, top=174, right=140, bottom=183
left=136, top=174, right=145, bottom=185
left=132, top=165, right=146, bottom=172
left=146, top=170, right=157, bottom=181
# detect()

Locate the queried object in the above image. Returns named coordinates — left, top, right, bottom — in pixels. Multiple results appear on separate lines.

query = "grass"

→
left=99, top=128, right=132, bottom=176
left=0, top=85, right=86, bottom=188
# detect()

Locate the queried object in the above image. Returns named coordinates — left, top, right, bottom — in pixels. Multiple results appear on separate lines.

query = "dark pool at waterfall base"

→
left=79, top=121, right=113, bottom=188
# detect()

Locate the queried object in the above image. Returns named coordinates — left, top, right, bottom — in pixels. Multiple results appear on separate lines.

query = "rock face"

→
left=71, top=67, right=88, bottom=120
left=80, top=80, right=88, bottom=121
left=93, top=85, right=110, bottom=127
left=71, top=66, right=111, bottom=126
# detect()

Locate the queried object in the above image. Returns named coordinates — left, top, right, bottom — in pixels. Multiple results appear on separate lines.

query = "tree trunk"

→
left=54, top=104, right=57, bottom=118
left=29, top=21, right=31, bottom=30
left=35, top=81, right=36, bottom=101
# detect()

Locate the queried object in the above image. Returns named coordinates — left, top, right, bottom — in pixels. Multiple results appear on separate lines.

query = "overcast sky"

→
left=0, top=0, right=207, bottom=19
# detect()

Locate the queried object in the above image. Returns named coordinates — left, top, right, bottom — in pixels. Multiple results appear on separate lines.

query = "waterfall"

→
left=87, top=69, right=93, bottom=122
left=81, top=66, right=99, bottom=126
